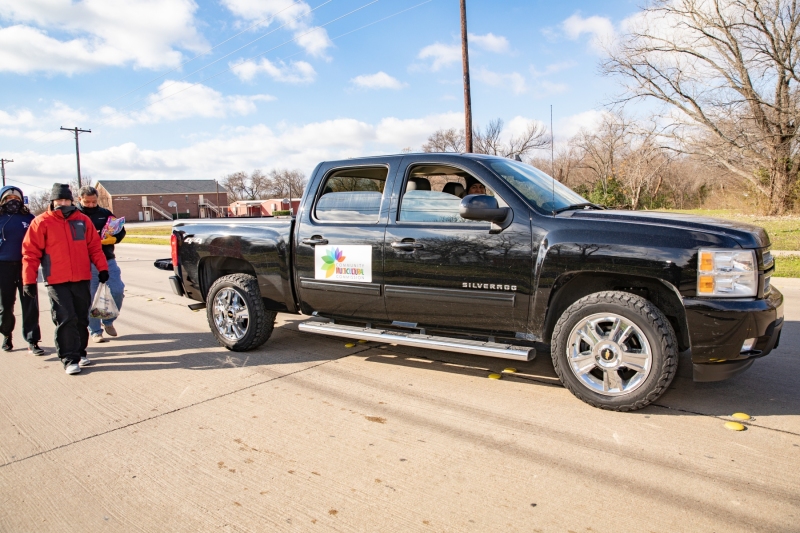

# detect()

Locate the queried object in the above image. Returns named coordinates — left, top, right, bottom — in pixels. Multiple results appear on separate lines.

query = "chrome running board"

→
left=298, top=320, right=535, bottom=361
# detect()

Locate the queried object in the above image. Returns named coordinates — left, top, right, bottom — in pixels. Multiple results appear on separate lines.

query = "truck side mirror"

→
left=459, top=194, right=512, bottom=233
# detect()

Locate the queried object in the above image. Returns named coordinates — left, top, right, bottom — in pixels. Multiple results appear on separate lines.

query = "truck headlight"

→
left=697, top=249, right=758, bottom=297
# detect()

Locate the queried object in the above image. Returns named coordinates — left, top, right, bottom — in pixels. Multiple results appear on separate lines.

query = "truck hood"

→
left=569, top=210, right=770, bottom=249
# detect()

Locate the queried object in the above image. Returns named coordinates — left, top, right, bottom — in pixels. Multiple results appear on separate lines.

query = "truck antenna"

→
left=551, top=104, right=555, bottom=216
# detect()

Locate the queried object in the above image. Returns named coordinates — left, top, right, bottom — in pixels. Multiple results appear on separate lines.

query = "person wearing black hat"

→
left=22, top=184, right=108, bottom=375
left=0, top=186, right=44, bottom=355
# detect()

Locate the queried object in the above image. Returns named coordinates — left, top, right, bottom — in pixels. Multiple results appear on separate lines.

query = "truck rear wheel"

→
left=206, top=274, right=276, bottom=352
left=551, top=291, right=678, bottom=411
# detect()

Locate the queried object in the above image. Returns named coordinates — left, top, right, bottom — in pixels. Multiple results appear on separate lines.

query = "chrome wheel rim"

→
left=566, top=313, right=652, bottom=396
left=212, top=288, right=249, bottom=342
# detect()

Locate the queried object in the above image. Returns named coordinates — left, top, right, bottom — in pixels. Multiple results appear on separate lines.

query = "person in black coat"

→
left=0, top=186, right=44, bottom=355
left=77, top=186, right=126, bottom=342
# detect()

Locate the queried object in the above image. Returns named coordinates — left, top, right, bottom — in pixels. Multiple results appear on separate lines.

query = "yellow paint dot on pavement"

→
left=488, top=373, right=502, bottom=380
left=344, top=343, right=356, bottom=348
left=502, top=368, right=517, bottom=373
left=724, top=421, right=746, bottom=431
left=358, top=340, right=368, bottom=344
left=145, top=298, right=152, bottom=301
left=158, top=297, right=165, bottom=300
left=731, top=412, right=751, bottom=421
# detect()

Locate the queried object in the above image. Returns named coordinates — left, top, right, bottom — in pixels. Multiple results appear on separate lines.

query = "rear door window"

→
left=314, top=167, right=388, bottom=222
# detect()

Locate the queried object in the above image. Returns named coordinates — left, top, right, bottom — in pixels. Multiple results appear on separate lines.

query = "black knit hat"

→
left=50, top=183, right=73, bottom=201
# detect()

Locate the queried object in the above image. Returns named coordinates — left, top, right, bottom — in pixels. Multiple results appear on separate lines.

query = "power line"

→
left=103, top=0, right=308, bottom=107
left=7, top=0, right=320, bottom=153
left=48, top=0, right=379, bottom=140
left=107, top=0, right=336, bottom=119
left=6, top=177, right=47, bottom=191
left=28, top=0, right=349, bottom=155
left=24, top=0, right=433, bottom=159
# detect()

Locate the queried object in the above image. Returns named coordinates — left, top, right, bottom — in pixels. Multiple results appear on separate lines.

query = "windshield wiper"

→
left=553, top=202, right=605, bottom=215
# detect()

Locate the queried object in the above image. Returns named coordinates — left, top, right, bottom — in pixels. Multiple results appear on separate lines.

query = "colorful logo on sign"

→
left=320, top=247, right=346, bottom=278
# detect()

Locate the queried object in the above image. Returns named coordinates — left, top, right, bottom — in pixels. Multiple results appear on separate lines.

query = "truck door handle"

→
left=302, top=237, right=329, bottom=246
left=391, top=240, right=424, bottom=251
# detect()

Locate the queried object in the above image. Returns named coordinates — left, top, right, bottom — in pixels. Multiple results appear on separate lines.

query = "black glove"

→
left=98, top=270, right=109, bottom=283
left=23, top=284, right=37, bottom=299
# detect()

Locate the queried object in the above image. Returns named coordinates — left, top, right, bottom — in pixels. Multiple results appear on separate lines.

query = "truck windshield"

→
left=486, top=159, right=588, bottom=213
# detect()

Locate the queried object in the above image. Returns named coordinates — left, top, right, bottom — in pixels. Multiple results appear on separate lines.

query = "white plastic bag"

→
left=90, top=282, right=119, bottom=320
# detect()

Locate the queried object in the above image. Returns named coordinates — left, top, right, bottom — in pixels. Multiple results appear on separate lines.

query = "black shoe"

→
left=28, top=343, right=45, bottom=356
left=1, top=336, right=11, bottom=352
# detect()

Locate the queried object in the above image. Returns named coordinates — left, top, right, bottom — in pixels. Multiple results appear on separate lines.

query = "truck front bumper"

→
left=685, top=287, right=783, bottom=382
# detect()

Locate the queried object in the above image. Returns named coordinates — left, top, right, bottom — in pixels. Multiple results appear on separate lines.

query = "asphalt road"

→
left=1, top=243, right=798, bottom=532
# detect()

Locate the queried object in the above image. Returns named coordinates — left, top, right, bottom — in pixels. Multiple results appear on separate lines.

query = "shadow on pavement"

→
left=39, top=329, right=335, bottom=373
left=352, top=320, right=800, bottom=419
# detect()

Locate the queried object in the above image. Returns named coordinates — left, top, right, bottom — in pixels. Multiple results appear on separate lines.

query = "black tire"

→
left=206, top=274, right=276, bottom=351
left=551, top=291, right=678, bottom=411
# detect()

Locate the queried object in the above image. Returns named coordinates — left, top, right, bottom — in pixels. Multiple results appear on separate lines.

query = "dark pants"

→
left=47, top=281, right=90, bottom=366
left=0, top=261, right=41, bottom=344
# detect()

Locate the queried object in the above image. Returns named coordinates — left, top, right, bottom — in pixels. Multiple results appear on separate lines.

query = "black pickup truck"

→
left=155, top=153, right=784, bottom=411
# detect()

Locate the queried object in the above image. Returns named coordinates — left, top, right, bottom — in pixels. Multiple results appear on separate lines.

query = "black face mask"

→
left=3, top=199, right=21, bottom=214
left=82, top=205, right=99, bottom=215
left=55, top=204, right=77, bottom=218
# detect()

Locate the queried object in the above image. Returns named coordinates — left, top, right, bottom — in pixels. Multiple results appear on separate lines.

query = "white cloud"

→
left=416, top=33, right=511, bottom=71
left=530, top=61, right=576, bottom=77
left=6, top=113, right=466, bottom=188
left=100, top=81, right=274, bottom=126
left=469, top=32, right=510, bottom=54
left=0, top=0, right=206, bottom=74
left=562, top=13, right=615, bottom=52
left=557, top=109, right=609, bottom=138
left=375, top=113, right=463, bottom=148
left=231, top=59, right=316, bottom=83
left=474, top=67, right=527, bottom=95
left=221, top=0, right=332, bottom=58
left=0, top=102, right=89, bottom=141
left=351, top=72, right=406, bottom=90
left=417, top=42, right=461, bottom=71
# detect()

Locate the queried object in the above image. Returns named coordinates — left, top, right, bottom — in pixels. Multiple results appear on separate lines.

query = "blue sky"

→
left=0, top=0, right=642, bottom=192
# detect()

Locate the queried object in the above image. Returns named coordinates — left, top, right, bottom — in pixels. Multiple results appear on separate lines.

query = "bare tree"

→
left=475, top=119, right=550, bottom=158
left=604, top=0, right=800, bottom=214
left=221, top=170, right=270, bottom=201
left=28, top=189, right=51, bottom=215
left=422, top=128, right=466, bottom=152
left=422, top=119, right=550, bottom=159
left=573, top=113, right=631, bottom=200
left=616, top=132, right=672, bottom=210
left=266, top=169, right=306, bottom=198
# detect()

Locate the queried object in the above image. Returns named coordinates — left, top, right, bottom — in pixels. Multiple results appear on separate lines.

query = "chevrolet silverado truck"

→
left=155, top=153, right=784, bottom=411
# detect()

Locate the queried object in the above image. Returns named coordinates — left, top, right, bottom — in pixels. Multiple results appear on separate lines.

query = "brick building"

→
left=94, top=180, right=228, bottom=221
left=229, top=198, right=301, bottom=217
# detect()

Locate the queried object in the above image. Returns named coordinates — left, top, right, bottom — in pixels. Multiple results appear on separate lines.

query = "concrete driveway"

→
left=0, top=243, right=797, bottom=532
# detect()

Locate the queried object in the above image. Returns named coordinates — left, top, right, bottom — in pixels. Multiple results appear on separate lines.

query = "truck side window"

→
left=315, top=167, right=387, bottom=222
left=398, top=164, right=495, bottom=223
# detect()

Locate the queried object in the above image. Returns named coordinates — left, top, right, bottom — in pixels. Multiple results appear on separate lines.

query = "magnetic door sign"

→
left=315, top=245, right=372, bottom=283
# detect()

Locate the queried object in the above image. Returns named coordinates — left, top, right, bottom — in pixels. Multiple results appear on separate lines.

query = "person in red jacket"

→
left=22, top=184, right=109, bottom=375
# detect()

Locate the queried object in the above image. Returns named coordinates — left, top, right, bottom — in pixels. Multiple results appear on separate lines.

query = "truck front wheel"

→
left=206, top=274, right=276, bottom=351
left=551, top=291, right=678, bottom=411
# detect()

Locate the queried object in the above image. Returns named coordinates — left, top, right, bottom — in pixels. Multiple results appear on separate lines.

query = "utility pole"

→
left=0, top=158, right=12, bottom=187
left=460, top=0, right=473, bottom=153
left=61, top=126, right=91, bottom=188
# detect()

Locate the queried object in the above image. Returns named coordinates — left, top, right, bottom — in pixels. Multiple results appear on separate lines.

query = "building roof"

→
left=97, top=179, right=227, bottom=195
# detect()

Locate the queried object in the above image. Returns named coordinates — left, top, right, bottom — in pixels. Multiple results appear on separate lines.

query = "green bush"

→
left=272, top=210, right=291, bottom=216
